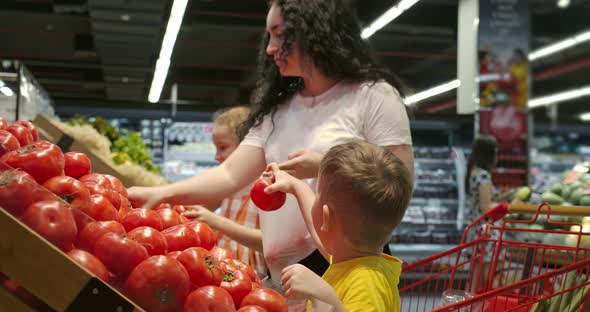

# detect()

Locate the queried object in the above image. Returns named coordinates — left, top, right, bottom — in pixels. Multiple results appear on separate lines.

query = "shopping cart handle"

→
left=484, top=202, right=510, bottom=222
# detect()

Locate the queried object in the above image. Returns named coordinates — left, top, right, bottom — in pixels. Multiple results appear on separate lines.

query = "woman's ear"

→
left=321, top=204, right=331, bottom=232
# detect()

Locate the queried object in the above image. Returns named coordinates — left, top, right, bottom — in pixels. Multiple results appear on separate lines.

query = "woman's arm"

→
left=478, top=183, right=499, bottom=213
left=128, top=145, right=266, bottom=209
left=183, top=206, right=263, bottom=252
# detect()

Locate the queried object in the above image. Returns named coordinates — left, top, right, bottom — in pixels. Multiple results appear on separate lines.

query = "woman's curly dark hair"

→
left=240, top=0, right=407, bottom=137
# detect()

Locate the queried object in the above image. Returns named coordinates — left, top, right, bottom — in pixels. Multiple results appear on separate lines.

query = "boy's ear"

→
left=321, top=204, right=330, bottom=232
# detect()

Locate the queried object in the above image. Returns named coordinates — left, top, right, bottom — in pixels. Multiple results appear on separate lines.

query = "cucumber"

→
left=581, top=195, right=590, bottom=207
left=548, top=271, right=578, bottom=312
left=541, top=192, right=565, bottom=205
left=548, top=184, right=563, bottom=196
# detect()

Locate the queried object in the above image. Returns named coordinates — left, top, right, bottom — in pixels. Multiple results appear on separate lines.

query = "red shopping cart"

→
left=399, top=202, right=590, bottom=312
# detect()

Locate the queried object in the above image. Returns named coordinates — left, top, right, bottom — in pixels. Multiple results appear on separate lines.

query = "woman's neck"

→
left=300, top=69, right=339, bottom=97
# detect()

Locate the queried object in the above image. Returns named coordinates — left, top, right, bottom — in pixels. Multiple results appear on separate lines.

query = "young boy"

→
left=264, top=141, right=413, bottom=311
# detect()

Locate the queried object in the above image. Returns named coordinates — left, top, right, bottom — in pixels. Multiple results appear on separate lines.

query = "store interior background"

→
left=0, top=0, right=589, bottom=261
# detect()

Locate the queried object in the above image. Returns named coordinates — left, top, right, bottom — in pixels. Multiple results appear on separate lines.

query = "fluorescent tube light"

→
left=0, top=86, right=14, bottom=97
left=404, top=79, right=460, bottom=105
left=361, top=0, right=421, bottom=39
left=529, top=86, right=590, bottom=108
left=148, top=0, right=188, bottom=103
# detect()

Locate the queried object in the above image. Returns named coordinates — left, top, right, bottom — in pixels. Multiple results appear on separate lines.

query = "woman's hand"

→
left=127, top=186, right=163, bottom=210
left=278, top=149, right=323, bottom=179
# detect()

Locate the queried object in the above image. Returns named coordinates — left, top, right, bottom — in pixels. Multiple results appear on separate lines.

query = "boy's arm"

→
left=281, top=264, right=345, bottom=312
left=182, top=206, right=263, bottom=252
left=265, top=163, right=329, bottom=260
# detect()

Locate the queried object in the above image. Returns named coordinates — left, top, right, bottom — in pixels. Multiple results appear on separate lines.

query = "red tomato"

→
left=0, top=169, right=53, bottom=217
left=76, top=220, right=126, bottom=252
left=238, top=306, right=267, bottom=312
left=186, top=221, right=217, bottom=250
left=180, top=215, right=190, bottom=224
left=6, top=123, right=33, bottom=147
left=21, top=200, right=78, bottom=251
left=118, top=196, right=132, bottom=220
left=80, top=194, right=118, bottom=222
left=250, top=178, right=286, bottom=211
left=121, top=208, right=163, bottom=232
left=93, top=232, right=149, bottom=277
left=103, top=174, right=127, bottom=197
left=14, top=120, right=39, bottom=142
left=167, top=250, right=182, bottom=259
left=79, top=173, right=112, bottom=189
left=221, top=270, right=252, bottom=308
left=210, top=246, right=234, bottom=262
left=0, top=117, right=8, bottom=130
left=128, top=226, right=168, bottom=256
left=240, top=288, right=288, bottom=312
left=42, top=176, right=91, bottom=209
left=0, top=130, right=20, bottom=154
left=222, top=258, right=260, bottom=284
left=156, top=203, right=172, bottom=210
left=126, top=255, right=190, bottom=312
left=251, top=283, right=261, bottom=290
left=0, top=140, right=64, bottom=184
left=157, top=208, right=183, bottom=230
left=84, top=182, right=122, bottom=209
left=184, top=286, right=235, bottom=312
left=63, top=152, right=91, bottom=178
left=67, top=249, right=111, bottom=282
left=177, top=247, right=224, bottom=287
left=172, top=204, right=187, bottom=214
left=162, top=224, right=199, bottom=252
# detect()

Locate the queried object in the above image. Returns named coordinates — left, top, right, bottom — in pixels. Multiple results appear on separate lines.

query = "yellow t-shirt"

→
left=321, top=254, right=402, bottom=312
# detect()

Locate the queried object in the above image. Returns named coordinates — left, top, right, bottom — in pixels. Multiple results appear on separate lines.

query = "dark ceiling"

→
left=0, top=0, right=589, bottom=123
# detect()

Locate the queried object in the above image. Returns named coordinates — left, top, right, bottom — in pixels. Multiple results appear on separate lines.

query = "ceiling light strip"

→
left=361, top=0, right=421, bottom=39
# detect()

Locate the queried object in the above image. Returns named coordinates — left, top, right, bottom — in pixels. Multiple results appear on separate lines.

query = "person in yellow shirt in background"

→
left=264, top=141, right=413, bottom=311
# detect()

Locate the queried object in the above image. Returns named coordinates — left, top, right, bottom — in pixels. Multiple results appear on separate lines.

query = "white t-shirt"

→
left=241, top=80, right=412, bottom=283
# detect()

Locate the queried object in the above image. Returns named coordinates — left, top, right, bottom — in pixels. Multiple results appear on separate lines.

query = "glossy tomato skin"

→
left=84, top=182, right=121, bottom=209
left=157, top=208, right=183, bottom=230
left=79, top=173, right=112, bottom=189
left=42, top=176, right=91, bottom=209
left=250, top=178, right=286, bottom=211
left=238, top=306, right=267, bottom=312
left=93, top=232, right=149, bottom=277
left=67, top=249, right=111, bottom=282
left=161, top=224, right=199, bottom=252
left=0, top=117, right=8, bottom=130
left=210, top=246, right=234, bottom=262
left=177, top=247, right=224, bottom=287
left=222, top=259, right=260, bottom=284
left=128, top=226, right=168, bottom=256
left=21, top=200, right=78, bottom=252
left=126, top=256, right=190, bottom=312
left=0, top=130, right=20, bottom=153
left=221, top=270, right=252, bottom=308
left=14, top=120, right=39, bottom=142
left=63, top=152, right=91, bottom=178
left=186, top=221, right=217, bottom=250
left=120, top=208, right=163, bottom=232
left=184, top=286, right=236, bottom=312
left=82, top=194, right=118, bottom=222
left=0, top=140, right=64, bottom=184
left=6, top=123, right=33, bottom=147
left=76, top=220, right=126, bottom=252
left=0, top=169, right=53, bottom=217
left=240, top=288, right=288, bottom=312
left=103, top=174, right=127, bottom=197
left=167, top=250, right=182, bottom=259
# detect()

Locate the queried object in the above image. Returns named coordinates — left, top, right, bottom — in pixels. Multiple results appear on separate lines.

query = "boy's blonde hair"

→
left=319, top=141, right=413, bottom=249
left=214, top=106, right=251, bottom=141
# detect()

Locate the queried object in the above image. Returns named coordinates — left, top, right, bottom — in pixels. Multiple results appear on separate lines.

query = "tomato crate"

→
left=399, top=203, right=590, bottom=312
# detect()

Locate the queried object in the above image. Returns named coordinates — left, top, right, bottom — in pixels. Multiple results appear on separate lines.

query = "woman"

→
left=129, top=0, right=413, bottom=302
left=465, top=135, right=499, bottom=220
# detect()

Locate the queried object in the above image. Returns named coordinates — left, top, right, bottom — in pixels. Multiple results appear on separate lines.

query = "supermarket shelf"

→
left=390, top=244, right=457, bottom=254
left=493, top=168, right=527, bottom=174
left=417, top=180, right=456, bottom=186
left=411, top=198, right=458, bottom=205
left=402, top=219, right=457, bottom=225
left=415, top=158, right=455, bottom=165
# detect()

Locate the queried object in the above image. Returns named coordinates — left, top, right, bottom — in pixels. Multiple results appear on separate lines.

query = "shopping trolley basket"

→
left=399, top=202, right=590, bottom=312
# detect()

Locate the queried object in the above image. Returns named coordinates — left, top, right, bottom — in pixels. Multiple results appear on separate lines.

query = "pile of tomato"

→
left=0, top=117, right=287, bottom=312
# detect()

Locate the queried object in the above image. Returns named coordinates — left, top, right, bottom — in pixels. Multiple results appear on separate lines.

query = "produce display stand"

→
left=400, top=202, right=590, bottom=311
left=32, top=113, right=136, bottom=188
left=0, top=208, right=143, bottom=312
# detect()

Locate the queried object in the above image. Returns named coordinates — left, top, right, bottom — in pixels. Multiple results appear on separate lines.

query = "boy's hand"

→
left=263, top=163, right=299, bottom=194
left=278, top=149, right=323, bottom=179
left=281, top=264, right=337, bottom=303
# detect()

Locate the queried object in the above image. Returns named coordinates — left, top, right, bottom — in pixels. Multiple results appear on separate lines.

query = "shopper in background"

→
left=129, top=0, right=413, bottom=306
left=465, top=135, right=500, bottom=219
left=183, top=106, right=267, bottom=277
left=266, top=141, right=412, bottom=311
